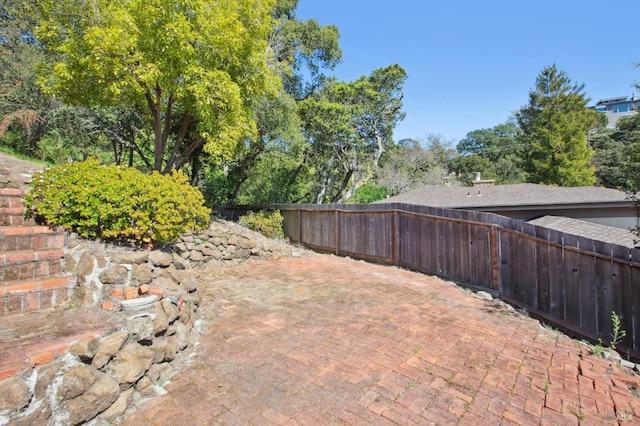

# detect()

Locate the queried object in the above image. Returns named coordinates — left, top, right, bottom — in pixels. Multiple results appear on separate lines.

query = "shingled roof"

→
left=375, top=183, right=633, bottom=209
left=528, top=216, right=638, bottom=248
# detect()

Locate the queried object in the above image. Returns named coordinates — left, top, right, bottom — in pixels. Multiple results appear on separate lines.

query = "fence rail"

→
left=225, top=203, right=640, bottom=358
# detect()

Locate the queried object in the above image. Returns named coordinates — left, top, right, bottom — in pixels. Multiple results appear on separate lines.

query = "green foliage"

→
left=516, top=65, right=604, bottom=186
left=23, top=159, right=210, bottom=243
left=35, top=0, right=280, bottom=172
left=610, top=311, right=627, bottom=351
left=451, top=121, right=527, bottom=185
left=348, top=183, right=388, bottom=203
left=238, top=210, right=284, bottom=239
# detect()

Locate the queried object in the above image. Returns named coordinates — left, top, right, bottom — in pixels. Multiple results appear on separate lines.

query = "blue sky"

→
left=296, top=0, right=639, bottom=144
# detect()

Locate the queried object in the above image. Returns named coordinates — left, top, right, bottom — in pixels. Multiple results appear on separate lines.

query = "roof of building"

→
left=528, top=215, right=638, bottom=248
left=595, top=96, right=629, bottom=105
left=375, top=183, right=632, bottom=209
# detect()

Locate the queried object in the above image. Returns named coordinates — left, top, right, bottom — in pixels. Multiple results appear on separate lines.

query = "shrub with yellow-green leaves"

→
left=238, top=210, right=284, bottom=239
left=23, top=159, right=210, bottom=243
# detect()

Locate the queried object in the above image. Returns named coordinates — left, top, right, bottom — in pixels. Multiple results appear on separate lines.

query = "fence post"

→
left=335, top=209, right=340, bottom=255
left=298, top=208, right=302, bottom=245
left=393, top=210, right=400, bottom=265
left=491, top=226, right=500, bottom=291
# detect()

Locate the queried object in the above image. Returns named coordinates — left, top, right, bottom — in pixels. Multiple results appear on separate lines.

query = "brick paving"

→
left=123, top=254, right=640, bottom=425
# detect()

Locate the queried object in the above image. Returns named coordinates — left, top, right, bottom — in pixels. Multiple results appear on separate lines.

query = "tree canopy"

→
left=515, top=64, right=604, bottom=186
left=35, top=0, right=280, bottom=172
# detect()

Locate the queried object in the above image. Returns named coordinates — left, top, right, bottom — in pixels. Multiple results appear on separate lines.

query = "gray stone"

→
left=98, top=387, right=134, bottom=422
left=92, top=331, right=129, bottom=369
left=69, top=336, right=101, bottom=362
left=109, top=343, right=154, bottom=387
left=175, top=321, right=190, bottom=350
left=238, top=238, right=257, bottom=249
left=161, top=297, right=179, bottom=323
left=99, top=265, right=128, bottom=285
left=236, top=249, right=250, bottom=259
left=149, top=250, right=173, bottom=267
left=476, top=291, right=494, bottom=300
left=127, top=315, right=154, bottom=342
left=171, top=253, right=189, bottom=270
left=154, top=276, right=180, bottom=294
left=60, top=369, right=119, bottom=425
left=113, top=252, right=149, bottom=265
left=132, top=264, right=153, bottom=285
left=180, top=273, right=198, bottom=292
left=147, top=362, right=172, bottom=385
left=0, top=376, right=31, bottom=412
left=71, top=282, right=97, bottom=308
left=189, top=251, right=204, bottom=262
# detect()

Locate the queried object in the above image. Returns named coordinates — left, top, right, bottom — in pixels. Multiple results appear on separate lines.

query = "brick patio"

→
left=122, top=254, right=640, bottom=425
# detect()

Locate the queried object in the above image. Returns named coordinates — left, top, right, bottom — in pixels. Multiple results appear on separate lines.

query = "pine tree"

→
left=516, top=65, right=604, bottom=186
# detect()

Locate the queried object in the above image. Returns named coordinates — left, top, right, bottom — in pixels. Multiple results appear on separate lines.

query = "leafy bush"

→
left=23, top=159, right=210, bottom=243
left=238, top=210, right=284, bottom=239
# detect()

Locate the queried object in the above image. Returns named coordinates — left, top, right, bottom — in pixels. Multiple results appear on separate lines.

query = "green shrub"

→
left=238, top=210, right=284, bottom=239
left=23, top=159, right=210, bottom=243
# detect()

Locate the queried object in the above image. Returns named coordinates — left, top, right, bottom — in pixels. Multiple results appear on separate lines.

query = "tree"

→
left=516, top=65, right=605, bottom=186
left=450, top=121, right=526, bottom=185
left=377, top=136, right=456, bottom=196
left=299, top=64, right=407, bottom=203
left=35, top=0, right=280, bottom=172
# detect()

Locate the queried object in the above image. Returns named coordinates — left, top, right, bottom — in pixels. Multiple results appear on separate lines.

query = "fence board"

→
left=594, top=241, right=613, bottom=338
left=563, top=235, right=581, bottom=326
left=577, top=237, right=597, bottom=334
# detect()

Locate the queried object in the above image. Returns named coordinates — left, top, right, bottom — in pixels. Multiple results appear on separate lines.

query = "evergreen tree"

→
left=516, top=65, right=605, bottom=186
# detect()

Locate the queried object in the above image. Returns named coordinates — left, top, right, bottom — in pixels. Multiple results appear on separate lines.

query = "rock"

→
left=236, top=249, right=250, bottom=259
left=189, top=251, right=204, bottom=262
left=109, top=343, right=154, bottom=387
left=172, top=253, right=189, bottom=270
left=163, top=336, right=180, bottom=362
left=149, top=250, right=172, bottom=267
left=92, top=331, right=129, bottom=369
left=149, top=339, right=168, bottom=364
left=11, top=400, right=52, bottom=426
left=98, top=387, right=134, bottom=423
left=132, top=264, right=153, bottom=285
left=175, top=321, right=190, bottom=350
left=59, top=369, right=119, bottom=426
left=34, top=362, right=58, bottom=400
left=154, top=276, right=180, bottom=296
left=476, top=291, right=494, bottom=300
left=77, top=252, right=96, bottom=278
left=150, top=302, right=169, bottom=334
left=113, top=252, right=149, bottom=265
left=180, top=273, right=198, bottom=292
left=57, top=364, right=96, bottom=400
left=238, top=237, right=257, bottom=249
left=99, top=265, right=129, bottom=285
left=135, top=376, right=152, bottom=392
left=71, top=282, right=98, bottom=307
left=0, top=376, right=31, bottom=412
left=63, top=255, right=78, bottom=274
left=127, top=315, right=154, bottom=342
left=161, top=297, right=179, bottom=323
left=147, top=362, right=172, bottom=385
left=69, top=336, right=101, bottom=362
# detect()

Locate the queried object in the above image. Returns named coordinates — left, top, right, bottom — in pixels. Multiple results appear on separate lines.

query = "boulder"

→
left=97, top=387, right=134, bottom=423
left=113, top=252, right=149, bottom=265
left=0, top=376, right=31, bottom=413
left=69, top=336, right=101, bottom=363
left=59, top=369, right=120, bottom=426
left=109, top=343, right=154, bottom=387
left=98, top=265, right=128, bottom=285
left=148, top=250, right=172, bottom=267
left=76, top=252, right=96, bottom=278
left=132, top=264, right=153, bottom=285
left=92, top=331, right=129, bottom=369
left=57, top=364, right=96, bottom=401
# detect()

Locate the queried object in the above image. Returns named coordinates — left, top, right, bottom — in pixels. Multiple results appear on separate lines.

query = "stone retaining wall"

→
left=0, top=219, right=304, bottom=425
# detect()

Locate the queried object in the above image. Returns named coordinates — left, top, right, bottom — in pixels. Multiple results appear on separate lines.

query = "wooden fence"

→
left=225, top=203, right=640, bottom=358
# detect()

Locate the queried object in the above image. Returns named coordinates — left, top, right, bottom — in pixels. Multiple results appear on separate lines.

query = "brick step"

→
left=0, top=188, right=34, bottom=226
left=0, top=226, right=65, bottom=252
left=0, top=276, right=72, bottom=316
left=0, top=248, right=65, bottom=284
left=0, top=324, right=110, bottom=379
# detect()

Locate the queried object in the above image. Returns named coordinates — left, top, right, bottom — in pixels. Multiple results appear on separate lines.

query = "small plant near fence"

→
left=591, top=311, right=627, bottom=359
left=238, top=210, right=284, bottom=239
left=23, top=158, right=210, bottom=244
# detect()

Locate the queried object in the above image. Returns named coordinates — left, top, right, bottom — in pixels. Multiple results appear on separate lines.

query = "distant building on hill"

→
left=592, top=94, right=640, bottom=128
